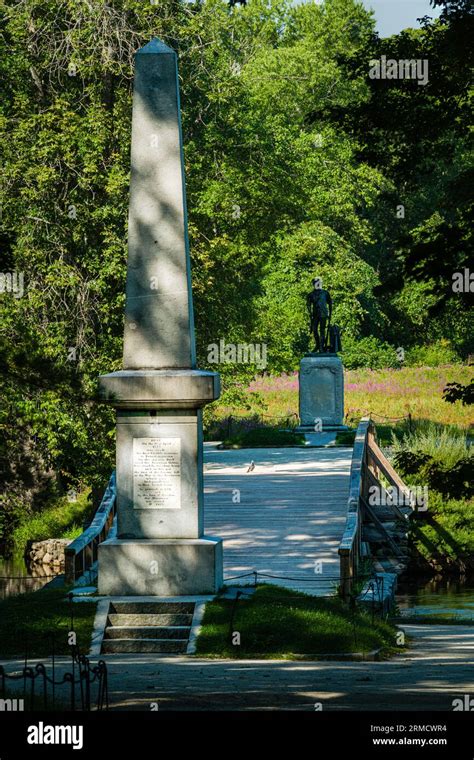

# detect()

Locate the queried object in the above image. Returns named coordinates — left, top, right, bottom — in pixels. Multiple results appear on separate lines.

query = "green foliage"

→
left=349, top=4, right=473, bottom=355
left=394, top=450, right=472, bottom=500
left=424, top=458, right=473, bottom=500
left=410, top=492, right=474, bottom=562
left=391, top=413, right=474, bottom=561
left=335, top=430, right=356, bottom=446
left=0, top=0, right=471, bottom=539
left=11, top=490, right=93, bottom=555
left=391, top=424, right=470, bottom=471
left=342, top=336, right=398, bottom=370
left=405, top=340, right=461, bottom=367
left=392, top=450, right=432, bottom=476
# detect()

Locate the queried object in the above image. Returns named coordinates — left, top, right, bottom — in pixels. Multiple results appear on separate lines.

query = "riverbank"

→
left=8, top=490, right=92, bottom=557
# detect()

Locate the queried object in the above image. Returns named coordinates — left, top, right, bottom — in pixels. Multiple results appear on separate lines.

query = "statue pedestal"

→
left=297, top=354, right=348, bottom=432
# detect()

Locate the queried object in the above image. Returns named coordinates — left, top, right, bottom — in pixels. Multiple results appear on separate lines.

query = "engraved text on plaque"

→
left=133, top=437, right=181, bottom=509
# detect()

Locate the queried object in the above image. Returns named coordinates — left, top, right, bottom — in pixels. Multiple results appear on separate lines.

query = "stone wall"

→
left=27, top=539, right=71, bottom=569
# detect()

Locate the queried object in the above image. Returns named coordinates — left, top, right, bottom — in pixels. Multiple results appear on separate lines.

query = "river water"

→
left=0, top=556, right=60, bottom=600
left=396, top=577, right=474, bottom=622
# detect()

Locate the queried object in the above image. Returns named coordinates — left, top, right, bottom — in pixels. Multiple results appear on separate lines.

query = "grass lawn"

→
left=195, top=585, right=398, bottom=659
left=0, top=588, right=97, bottom=658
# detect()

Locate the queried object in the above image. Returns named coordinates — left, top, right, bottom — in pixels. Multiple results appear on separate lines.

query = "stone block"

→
left=98, top=369, right=220, bottom=409
left=98, top=537, right=223, bottom=596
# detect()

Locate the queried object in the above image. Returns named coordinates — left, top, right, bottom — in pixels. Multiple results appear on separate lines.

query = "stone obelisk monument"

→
left=97, top=39, right=223, bottom=596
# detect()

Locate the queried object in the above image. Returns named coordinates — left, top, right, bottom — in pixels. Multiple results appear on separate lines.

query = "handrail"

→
left=65, top=472, right=116, bottom=585
left=338, top=417, right=414, bottom=600
left=338, top=417, right=371, bottom=600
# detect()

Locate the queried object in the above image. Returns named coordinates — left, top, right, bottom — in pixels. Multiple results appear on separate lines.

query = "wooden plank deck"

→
left=203, top=444, right=352, bottom=596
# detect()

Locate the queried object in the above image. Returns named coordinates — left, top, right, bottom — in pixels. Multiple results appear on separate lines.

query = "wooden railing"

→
left=338, top=418, right=371, bottom=600
left=338, top=417, right=413, bottom=600
left=65, top=472, right=116, bottom=585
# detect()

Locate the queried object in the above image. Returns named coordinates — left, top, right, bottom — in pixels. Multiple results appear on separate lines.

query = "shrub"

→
left=342, top=336, right=398, bottom=370
left=405, top=340, right=461, bottom=367
left=392, top=424, right=470, bottom=470
left=393, top=449, right=432, bottom=475
left=392, top=425, right=473, bottom=499
left=410, top=492, right=474, bottom=561
left=424, top=458, right=473, bottom=500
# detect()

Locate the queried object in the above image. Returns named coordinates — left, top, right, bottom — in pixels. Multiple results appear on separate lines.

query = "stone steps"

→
left=101, top=638, right=188, bottom=654
left=108, top=613, right=193, bottom=627
left=101, top=601, right=195, bottom=654
left=108, top=601, right=195, bottom=614
left=105, top=625, right=190, bottom=640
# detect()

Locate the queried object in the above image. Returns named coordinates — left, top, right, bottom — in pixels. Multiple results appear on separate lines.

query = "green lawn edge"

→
left=194, top=585, right=400, bottom=659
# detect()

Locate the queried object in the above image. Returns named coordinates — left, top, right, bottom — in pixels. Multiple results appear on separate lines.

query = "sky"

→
left=360, top=0, right=442, bottom=37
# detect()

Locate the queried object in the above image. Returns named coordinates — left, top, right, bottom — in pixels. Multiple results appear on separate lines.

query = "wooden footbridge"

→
left=65, top=418, right=415, bottom=600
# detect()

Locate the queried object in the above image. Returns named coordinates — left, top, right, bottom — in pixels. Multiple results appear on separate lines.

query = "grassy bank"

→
left=408, top=493, right=474, bottom=572
left=0, top=588, right=97, bottom=658
left=11, top=490, right=92, bottom=555
left=195, top=585, right=398, bottom=659
left=391, top=426, right=473, bottom=572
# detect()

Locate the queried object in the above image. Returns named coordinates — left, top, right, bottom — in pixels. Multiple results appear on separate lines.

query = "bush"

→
left=392, top=425, right=473, bottom=499
left=392, top=424, right=469, bottom=468
left=0, top=493, right=26, bottom=551
left=410, top=492, right=474, bottom=561
left=424, top=458, right=473, bottom=500
left=405, top=340, right=461, bottom=367
left=342, top=336, right=398, bottom=370
left=335, top=430, right=356, bottom=445
left=392, top=449, right=433, bottom=475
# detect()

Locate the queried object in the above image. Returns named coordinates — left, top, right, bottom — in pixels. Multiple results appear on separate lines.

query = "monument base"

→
left=98, top=536, right=223, bottom=596
left=299, top=353, right=345, bottom=428
left=296, top=424, right=350, bottom=433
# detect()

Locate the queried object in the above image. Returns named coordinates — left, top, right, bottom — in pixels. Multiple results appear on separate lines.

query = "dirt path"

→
left=2, top=625, right=472, bottom=711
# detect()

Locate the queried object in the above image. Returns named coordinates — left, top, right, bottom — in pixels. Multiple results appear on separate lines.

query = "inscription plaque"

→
left=133, top=437, right=181, bottom=509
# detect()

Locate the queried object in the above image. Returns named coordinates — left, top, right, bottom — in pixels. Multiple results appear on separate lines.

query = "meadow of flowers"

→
left=242, top=365, right=473, bottom=430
